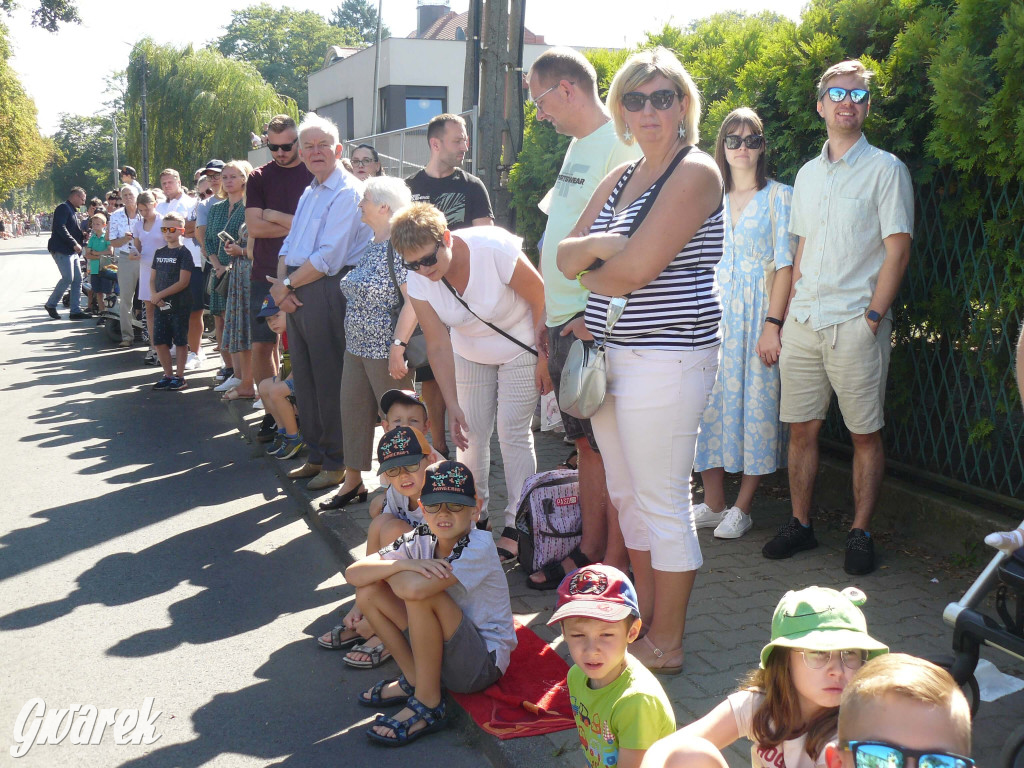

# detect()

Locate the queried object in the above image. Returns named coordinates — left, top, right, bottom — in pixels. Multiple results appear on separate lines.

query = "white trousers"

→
left=117, top=255, right=140, bottom=343
left=454, top=351, right=539, bottom=529
left=591, top=345, right=719, bottom=572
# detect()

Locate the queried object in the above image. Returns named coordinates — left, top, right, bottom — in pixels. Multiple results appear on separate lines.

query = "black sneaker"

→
left=153, top=376, right=173, bottom=391
left=256, top=414, right=278, bottom=443
left=844, top=529, right=876, bottom=575
left=168, top=376, right=188, bottom=391
left=762, top=517, right=819, bottom=559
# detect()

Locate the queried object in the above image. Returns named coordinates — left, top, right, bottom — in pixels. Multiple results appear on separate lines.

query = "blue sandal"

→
left=358, top=674, right=415, bottom=708
left=366, top=696, right=449, bottom=746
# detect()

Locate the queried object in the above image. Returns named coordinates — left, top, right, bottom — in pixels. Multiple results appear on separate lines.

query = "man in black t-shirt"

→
left=150, top=213, right=194, bottom=391
left=404, top=113, right=495, bottom=460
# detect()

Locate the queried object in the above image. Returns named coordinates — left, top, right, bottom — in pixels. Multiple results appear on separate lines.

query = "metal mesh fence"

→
left=824, top=169, right=1024, bottom=501
left=346, top=110, right=476, bottom=180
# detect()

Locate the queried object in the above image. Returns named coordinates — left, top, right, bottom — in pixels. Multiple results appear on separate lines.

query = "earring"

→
left=623, top=128, right=633, bottom=143
left=678, top=123, right=687, bottom=140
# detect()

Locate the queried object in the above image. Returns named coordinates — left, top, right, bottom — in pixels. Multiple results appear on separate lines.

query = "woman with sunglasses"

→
left=690, top=108, right=798, bottom=541
left=556, top=47, right=723, bottom=675
left=133, top=191, right=166, bottom=365
left=350, top=144, right=383, bottom=182
left=391, top=202, right=550, bottom=564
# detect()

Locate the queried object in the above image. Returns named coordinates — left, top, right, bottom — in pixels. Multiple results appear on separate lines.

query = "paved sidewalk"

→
left=230, top=404, right=1020, bottom=767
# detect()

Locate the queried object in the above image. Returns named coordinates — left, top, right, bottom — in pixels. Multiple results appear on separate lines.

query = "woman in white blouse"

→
left=390, top=202, right=550, bottom=563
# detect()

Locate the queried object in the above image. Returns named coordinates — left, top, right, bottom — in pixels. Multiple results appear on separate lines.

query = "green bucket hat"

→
left=759, top=586, right=889, bottom=668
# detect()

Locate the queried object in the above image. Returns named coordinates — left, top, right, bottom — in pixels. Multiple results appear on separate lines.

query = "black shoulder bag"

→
left=441, top=277, right=538, bottom=357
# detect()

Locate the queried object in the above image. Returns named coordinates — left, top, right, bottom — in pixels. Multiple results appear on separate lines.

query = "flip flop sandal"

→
left=526, top=545, right=592, bottom=591
left=496, top=527, right=520, bottom=565
left=357, top=674, right=414, bottom=708
left=316, top=625, right=362, bottom=650
left=366, top=696, right=449, bottom=746
left=223, top=389, right=255, bottom=401
left=343, top=641, right=393, bottom=669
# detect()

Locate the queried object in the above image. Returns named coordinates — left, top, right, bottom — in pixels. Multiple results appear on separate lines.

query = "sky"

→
left=8, top=0, right=806, bottom=135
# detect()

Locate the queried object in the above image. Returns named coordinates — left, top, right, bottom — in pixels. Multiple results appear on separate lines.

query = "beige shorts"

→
left=779, top=314, right=891, bottom=434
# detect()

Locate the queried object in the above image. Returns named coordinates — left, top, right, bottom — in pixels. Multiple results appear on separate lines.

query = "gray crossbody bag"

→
left=557, top=296, right=627, bottom=420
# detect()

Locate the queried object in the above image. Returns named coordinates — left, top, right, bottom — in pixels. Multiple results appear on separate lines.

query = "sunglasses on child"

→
left=160, top=226, right=184, bottom=233
left=825, top=87, right=870, bottom=104
left=383, top=462, right=421, bottom=478
left=724, top=134, right=765, bottom=150
left=267, top=141, right=295, bottom=152
left=403, top=241, right=442, bottom=271
left=843, top=741, right=974, bottom=768
left=799, top=649, right=868, bottom=670
left=422, top=502, right=471, bottom=514
left=621, top=89, right=680, bottom=112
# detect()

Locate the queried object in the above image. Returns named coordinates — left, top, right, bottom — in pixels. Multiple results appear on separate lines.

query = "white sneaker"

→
left=714, top=506, right=753, bottom=539
left=692, top=502, right=724, bottom=529
left=213, top=376, right=242, bottom=392
left=184, top=352, right=200, bottom=371
left=252, top=398, right=263, bottom=410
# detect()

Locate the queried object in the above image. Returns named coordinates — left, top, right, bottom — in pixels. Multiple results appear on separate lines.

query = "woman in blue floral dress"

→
left=693, top=108, right=798, bottom=539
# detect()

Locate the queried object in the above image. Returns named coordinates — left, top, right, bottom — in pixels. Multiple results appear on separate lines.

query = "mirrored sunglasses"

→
left=622, top=89, right=679, bottom=112
left=845, top=741, right=974, bottom=768
left=826, top=87, right=870, bottom=104
left=160, top=226, right=184, bottom=233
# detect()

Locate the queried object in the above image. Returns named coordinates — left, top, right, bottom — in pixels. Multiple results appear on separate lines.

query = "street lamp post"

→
left=112, top=113, right=120, bottom=190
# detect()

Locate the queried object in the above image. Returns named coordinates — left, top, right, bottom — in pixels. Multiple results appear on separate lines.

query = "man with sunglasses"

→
left=524, top=47, right=641, bottom=590
left=245, top=114, right=313, bottom=394
left=766, top=60, right=914, bottom=576
left=826, top=653, right=972, bottom=768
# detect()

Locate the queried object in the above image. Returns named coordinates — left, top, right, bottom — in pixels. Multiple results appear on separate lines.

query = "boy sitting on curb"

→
left=345, top=460, right=517, bottom=746
left=255, top=296, right=304, bottom=460
left=549, top=564, right=675, bottom=768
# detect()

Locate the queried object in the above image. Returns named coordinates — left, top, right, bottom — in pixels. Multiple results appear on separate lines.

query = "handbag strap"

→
left=768, top=181, right=779, bottom=253
left=442, top=277, right=538, bottom=356
left=386, top=240, right=405, bottom=310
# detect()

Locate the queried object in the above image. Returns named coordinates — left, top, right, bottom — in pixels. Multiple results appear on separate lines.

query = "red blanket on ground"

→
left=450, top=621, right=576, bottom=739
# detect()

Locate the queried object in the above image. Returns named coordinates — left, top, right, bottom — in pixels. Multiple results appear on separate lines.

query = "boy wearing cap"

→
left=257, top=296, right=304, bottom=459
left=346, top=460, right=516, bottom=746
left=550, top=565, right=675, bottom=768
left=827, top=654, right=972, bottom=768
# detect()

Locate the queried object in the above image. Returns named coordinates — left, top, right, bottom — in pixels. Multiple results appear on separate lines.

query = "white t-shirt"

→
left=406, top=227, right=535, bottom=365
left=157, top=194, right=201, bottom=267
left=108, top=208, right=135, bottom=255
left=379, top=525, right=517, bottom=673
left=381, top=485, right=424, bottom=527
left=727, top=690, right=831, bottom=768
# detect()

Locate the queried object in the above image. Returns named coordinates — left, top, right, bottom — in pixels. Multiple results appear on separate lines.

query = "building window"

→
left=406, top=97, right=444, bottom=128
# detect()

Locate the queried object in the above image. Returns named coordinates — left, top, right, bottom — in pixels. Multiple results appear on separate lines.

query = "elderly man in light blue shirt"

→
left=766, top=59, right=914, bottom=576
left=268, top=113, right=371, bottom=492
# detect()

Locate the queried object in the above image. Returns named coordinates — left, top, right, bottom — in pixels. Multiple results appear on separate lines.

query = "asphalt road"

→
left=0, top=235, right=485, bottom=767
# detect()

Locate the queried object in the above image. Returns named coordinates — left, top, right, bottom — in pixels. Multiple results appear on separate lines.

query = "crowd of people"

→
left=0, top=210, right=42, bottom=238
left=36, top=45, right=973, bottom=765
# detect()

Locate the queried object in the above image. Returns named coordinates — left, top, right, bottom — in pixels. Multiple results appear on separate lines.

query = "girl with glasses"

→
left=691, top=107, right=799, bottom=541
left=641, top=587, right=887, bottom=768
left=350, top=144, right=383, bottom=182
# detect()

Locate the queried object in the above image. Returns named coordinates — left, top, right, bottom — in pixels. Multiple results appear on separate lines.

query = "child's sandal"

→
left=366, top=696, right=449, bottom=746
left=357, top=674, right=414, bottom=708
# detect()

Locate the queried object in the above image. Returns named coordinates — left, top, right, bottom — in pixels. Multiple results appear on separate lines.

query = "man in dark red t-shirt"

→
left=245, top=114, right=314, bottom=387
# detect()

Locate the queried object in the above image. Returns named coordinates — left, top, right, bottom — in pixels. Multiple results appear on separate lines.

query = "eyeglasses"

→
left=160, top=226, right=184, bottom=233
left=843, top=741, right=974, bottom=768
left=383, top=462, right=421, bottom=478
left=622, top=89, right=680, bottom=112
left=826, top=87, right=870, bottom=104
left=799, top=649, right=868, bottom=670
left=351, top=157, right=378, bottom=166
left=422, top=502, right=471, bottom=514
left=268, top=141, right=295, bottom=152
left=403, top=241, right=442, bottom=271
left=529, top=82, right=563, bottom=107
left=724, top=134, right=765, bottom=150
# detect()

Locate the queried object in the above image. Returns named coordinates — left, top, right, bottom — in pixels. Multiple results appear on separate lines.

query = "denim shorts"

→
left=153, top=306, right=190, bottom=347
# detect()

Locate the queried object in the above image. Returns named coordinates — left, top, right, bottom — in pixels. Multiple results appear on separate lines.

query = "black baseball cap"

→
left=376, top=426, right=431, bottom=475
left=421, top=460, right=477, bottom=507
left=380, top=389, right=425, bottom=416
left=120, top=165, right=137, bottom=177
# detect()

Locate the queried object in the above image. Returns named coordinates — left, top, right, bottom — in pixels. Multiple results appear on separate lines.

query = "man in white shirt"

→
left=524, top=48, right=640, bottom=590
left=765, top=60, right=914, bottom=576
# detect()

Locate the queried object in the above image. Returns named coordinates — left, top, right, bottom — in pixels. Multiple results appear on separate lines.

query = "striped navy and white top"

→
left=584, top=147, right=724, bottom=350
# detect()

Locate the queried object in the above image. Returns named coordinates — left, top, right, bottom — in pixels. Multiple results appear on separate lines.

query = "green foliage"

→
left=124, top=39, right=298, bottom=186
left=0, top=22, right=51, bottom=201
left=0, top=0, right=79, bottom=32
left=49, top=113, right=117, bottom=198
left=330, top=0, right=389, bottom=44
left=214, top=4, right=364, bottom=110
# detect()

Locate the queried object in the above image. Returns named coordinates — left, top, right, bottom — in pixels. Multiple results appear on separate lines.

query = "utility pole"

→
left=370, top=0, right=383, bottom=138
left=112, top=114, right=120, bottom=190
left=140, top=49, right=150, bottom=188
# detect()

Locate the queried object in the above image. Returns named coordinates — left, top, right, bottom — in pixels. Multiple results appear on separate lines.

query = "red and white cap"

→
left=547, top=564, right=640, bottom=625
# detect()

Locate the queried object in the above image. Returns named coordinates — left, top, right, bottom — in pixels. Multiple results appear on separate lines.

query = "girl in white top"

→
left=639, top=587, right=888, bottom=768
left=393, top=202, right=551, bottom=564
left=133, top=191, right=166, bottom=362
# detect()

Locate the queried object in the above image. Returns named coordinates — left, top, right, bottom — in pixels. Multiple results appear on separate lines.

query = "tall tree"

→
left=48, top=113, right=115, bottom=197
left=0, top=0, right=79, bottom=32
left=0, top=21, right=52, bottom=201
left=215, top=4, right=364, bottom=110
left=330, top=0, right=389, bottom=44
left=124, top=39, right=298, bottom=185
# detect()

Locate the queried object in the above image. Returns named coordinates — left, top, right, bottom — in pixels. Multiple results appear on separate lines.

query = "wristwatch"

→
left=866, top=309, right=882, bottom=323
left=283, top=277, right=294, bottom=291
left=392, top=339, right=407, bottom=348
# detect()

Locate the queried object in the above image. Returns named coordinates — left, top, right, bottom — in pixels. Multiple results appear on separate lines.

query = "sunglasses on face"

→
left=268, top=141, right=295, bottom=152
left=403, top=241, right=442, bottom=271
left=844, top=741, right=974, bottom=768
left=724, top=134, right=765, bottom=150
left=422, top=502, right=471, bottom=515
left=800, top=649, right=868, bottom=670
left=383, top=462, right=421, bottom=478
left=621, top=89, right=680, bottom=112
left=202, top=189, right=214, bottom=198
left=826, top=87, right=870, bottom=104
left=160, top=226, right=183, bottom=233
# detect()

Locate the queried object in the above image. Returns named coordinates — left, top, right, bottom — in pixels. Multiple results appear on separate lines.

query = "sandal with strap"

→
left=526, top=545, right=592, bottom=591
left=316, top=624, right=362, bottom=650
left=366, top=696, right=449, bottom=746
left=635, top=635, right=684, bottom=676
left=343, top=641, right=393, bottom=669
left=496, top=526, right=519, bottom=564
left=358, top=674, right=415, bottom=708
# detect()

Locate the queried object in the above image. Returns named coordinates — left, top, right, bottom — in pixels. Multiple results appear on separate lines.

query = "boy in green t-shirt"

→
left=84, top=212, right=113, bottom=317
left=549, top=565, right=675, bottom=768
